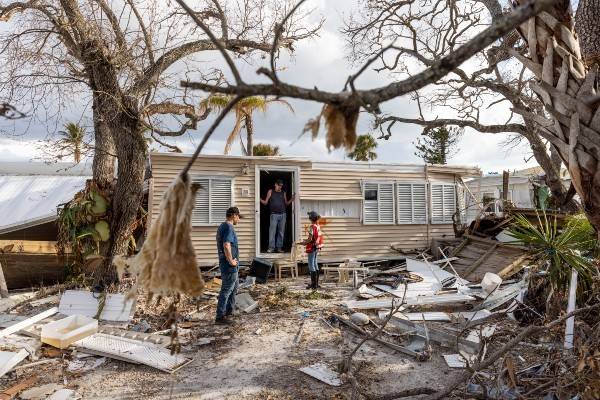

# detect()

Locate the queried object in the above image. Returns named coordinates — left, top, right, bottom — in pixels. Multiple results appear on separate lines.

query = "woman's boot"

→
left=306, top=272, right=315, bottom=289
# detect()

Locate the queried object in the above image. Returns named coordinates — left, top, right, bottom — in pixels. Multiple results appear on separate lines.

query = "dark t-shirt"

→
left=269, top=190, right=286, bottom=214
left=216, top=222, right=238, bottom=268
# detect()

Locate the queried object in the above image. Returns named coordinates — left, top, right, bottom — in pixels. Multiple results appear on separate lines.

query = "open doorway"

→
left=258, top=169, right=295, bottom=254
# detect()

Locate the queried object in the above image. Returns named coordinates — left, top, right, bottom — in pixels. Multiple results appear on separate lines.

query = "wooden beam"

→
left=449, top=237, right=470, bottom=257
left=502, top=170, right=509, bottom=201
left=0, top=261, right=8, bottom=298
left=497, top=254, right=531, bottom=278
left=0, top=240, right=60, bottom=254
left=462, top=243, right=499, bottom=279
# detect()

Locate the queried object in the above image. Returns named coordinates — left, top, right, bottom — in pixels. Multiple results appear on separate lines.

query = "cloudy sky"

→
left=0, top=0, right=538, bottom=174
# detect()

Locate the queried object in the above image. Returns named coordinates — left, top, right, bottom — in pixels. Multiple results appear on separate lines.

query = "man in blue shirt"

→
left=215, top=207, right=242, bottom=325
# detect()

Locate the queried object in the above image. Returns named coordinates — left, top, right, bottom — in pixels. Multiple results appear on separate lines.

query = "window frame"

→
left=395, top=181, right=428, bottom=225
left=361, top=180, right=396, bottom=225
left=191, top=175, right=234, bottom=226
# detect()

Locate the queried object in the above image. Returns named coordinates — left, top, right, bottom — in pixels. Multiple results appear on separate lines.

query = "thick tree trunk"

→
left=575, top=0, right=600, bottom=66
left=92, top=94, right=116, bottom=189
left=245, top=114, right=254, bottom=156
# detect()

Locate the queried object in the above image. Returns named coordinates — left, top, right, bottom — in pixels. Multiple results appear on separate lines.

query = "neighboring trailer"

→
left=149, top=153, right=481, bottom=265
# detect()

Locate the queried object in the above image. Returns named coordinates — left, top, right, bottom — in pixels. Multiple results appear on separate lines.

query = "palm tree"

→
left=58, top=122, right=86, bottom=163
left=201, top=95, right=293, bottom=156
left=253, top=143, right=281, bottom=156
left=347, top=134, right=378, bottom=161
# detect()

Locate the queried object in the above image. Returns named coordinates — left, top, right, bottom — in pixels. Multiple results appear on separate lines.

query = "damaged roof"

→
left=0, top=174, right=88, bottom=234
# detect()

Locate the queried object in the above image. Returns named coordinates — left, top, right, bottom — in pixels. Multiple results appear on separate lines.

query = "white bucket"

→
left=481, top=272, right=502, bottom=295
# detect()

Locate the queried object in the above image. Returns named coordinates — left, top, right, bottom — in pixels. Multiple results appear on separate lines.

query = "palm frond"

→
left=223, top=115, right=245, bottom=155
left=201, top=94, right=233, bottom=111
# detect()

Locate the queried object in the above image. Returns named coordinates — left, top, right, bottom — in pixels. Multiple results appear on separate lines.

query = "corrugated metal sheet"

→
left=0, top=175, right=88, bottom=234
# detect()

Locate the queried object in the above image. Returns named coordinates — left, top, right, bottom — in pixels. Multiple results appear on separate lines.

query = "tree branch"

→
left=180, top=0, right=557, bottom=109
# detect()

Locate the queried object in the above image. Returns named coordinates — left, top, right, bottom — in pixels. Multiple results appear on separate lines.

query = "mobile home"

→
left=149, top=153, right=481, bottom=265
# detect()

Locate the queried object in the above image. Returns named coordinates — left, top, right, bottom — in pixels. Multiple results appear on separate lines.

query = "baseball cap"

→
left=307, top=211, right=320, bottom=221
left=226, top=206, right=243, bottom=218
left=275, top=179, right=284, bottom=185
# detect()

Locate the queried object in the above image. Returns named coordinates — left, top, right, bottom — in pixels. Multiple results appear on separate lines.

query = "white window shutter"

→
left=397, top=183, right=413, bottom=224
left=443, top=184, right=456, bottom=223
left=397, top=183, right=427, bottom=224
left=413, top=184, right=428, bottom=223
left=191, top=177, right=232, bottom=225
left=363, top=182, right=379, bottom=224
left=431, top=184, right=456, bottom=224
left=431, top=184, right=444, bottom=223
left=378, top=183, right=394, bottom=223
left=210, top=179, right=232, bottom=223
left=192, top=178, right=210, bottom=225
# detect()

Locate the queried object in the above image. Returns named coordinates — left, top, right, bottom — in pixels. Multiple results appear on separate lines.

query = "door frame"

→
left=254, top=164, right=301, bottom=258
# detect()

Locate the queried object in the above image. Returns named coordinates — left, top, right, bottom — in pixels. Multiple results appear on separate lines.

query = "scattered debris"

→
left=67, top=356, right=106, bottom=373
left=299, top=362, right=342, bottom=386
left=0, top=307, right=58, bottom=338
left=235, top=293, right=258, bottom=313
left=19, top=383, right=63, bottom=400
left=47, top=389, right=80, bottom=400
left=350, top=312, right=370, bottom=326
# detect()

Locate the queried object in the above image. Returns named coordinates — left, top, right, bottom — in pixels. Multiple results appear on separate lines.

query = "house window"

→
left=191, top=177, right=232, bottom=225
left=300, top=199, right=361, bottom=218
left=396, top=183, right=427, bottom=224
left=431, top=184, right=456, bottom=224
left=362, top=182, right=395, bottom=224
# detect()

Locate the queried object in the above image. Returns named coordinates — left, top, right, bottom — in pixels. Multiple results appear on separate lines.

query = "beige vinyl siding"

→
left=299, top=217, right=455, bottom=259
left=150, top=153, right=469, bottom=264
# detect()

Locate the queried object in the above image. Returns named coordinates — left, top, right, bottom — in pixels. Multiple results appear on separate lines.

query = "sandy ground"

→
left=2, top=278, right=467, bottom=399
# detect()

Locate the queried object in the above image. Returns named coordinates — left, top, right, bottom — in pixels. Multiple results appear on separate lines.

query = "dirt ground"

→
left=2, top=278, right=467, bottom=399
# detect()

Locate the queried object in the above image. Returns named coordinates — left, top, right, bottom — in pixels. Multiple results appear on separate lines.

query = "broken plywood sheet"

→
left=344, top=292, right=475, bottom=309
left=0, top=349, right=28, bottom=378
left=58, top=290, right=134, bottom=322
left=299, top=363, right=342, bottom=386
left=73, top=333, right=191, bottom=373
left=450, top=235, right=528, bottom=281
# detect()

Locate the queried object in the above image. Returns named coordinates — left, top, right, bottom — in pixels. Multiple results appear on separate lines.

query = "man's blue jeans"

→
left=307, top=250, right=319, bottom=272
left=216, top=264, right=239, bottom=319
left=268, top=213, right=286, bottom=251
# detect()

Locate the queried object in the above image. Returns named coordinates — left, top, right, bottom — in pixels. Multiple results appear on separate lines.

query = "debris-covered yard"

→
left=2, top=242, right=599, bottom=399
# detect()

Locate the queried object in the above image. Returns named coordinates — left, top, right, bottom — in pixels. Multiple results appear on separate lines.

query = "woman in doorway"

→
left=302, top=211, right=323, bottom=289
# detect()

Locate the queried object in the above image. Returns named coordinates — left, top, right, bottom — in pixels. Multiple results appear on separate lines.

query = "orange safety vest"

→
left=306, top=223, right=323, bottom=253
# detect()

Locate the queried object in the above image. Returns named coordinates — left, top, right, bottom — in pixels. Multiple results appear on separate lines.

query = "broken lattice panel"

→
left=74, top=333, right=191, bottom=373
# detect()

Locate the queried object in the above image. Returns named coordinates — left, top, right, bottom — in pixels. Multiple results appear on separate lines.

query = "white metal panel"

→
left=191, top=177, right=209, bottom=225
left=362, top=182, right=394, bottom=224
left=210, top=179, right=232, bottom=223
left=74, top=333, right=191, bottom=373
left=58, top=290, right=134, bottom=322
left=191, top=176, right=232, bottom=225
left=0, top=349, right=28, bottom=378
left=0, top=175, right=88, bottom=234
left=300, top=199, right=361, bottom=218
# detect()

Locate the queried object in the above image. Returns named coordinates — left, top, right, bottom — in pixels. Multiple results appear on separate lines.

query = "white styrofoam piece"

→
left=41, top=315, right=98, bottom=349
left=443, top=354, right=468, bottom=368
left=58, top=290, right=134, bottom=322
left=0, top=307, right=58, bottom=338
left=0, top=349, right=28, bottom=378
left=299, top=362, right=342, bottom=386
left=454, top=309, right=492, bottom=322
left=74, top=333, right=191, bottom=373
left=404, top=312, right=451, bottom=321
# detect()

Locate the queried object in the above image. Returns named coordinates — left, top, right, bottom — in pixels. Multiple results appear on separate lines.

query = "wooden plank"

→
left=0, top=349, right=28, bottom=378
left=497, top=254, right=530, bottom=278
left=461, top=243, right=499, bottom=279
left=464, top=234, right=528, bottom=251
left=0, top=307, right=58, bottom=338
left=449, top=237, right=470, bottom=257
left=0, top=240, right=59, bottom=254
left=0, top=253, right=67, bottom=290
left=0, top=261, right=8, bottom=298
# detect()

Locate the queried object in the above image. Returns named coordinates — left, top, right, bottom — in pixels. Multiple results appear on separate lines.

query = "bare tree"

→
left=0, top=0, right=318, bottom=281
left=343, top=0, right=576, bottom=209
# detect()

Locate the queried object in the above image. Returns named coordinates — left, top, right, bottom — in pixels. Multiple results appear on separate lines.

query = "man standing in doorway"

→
left=215, top=207, right=242, bottom=325
left=260, top=179, right=294, bottom=253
